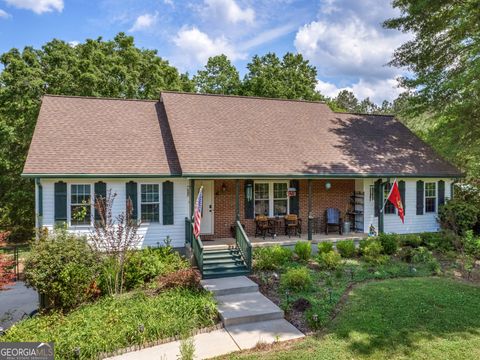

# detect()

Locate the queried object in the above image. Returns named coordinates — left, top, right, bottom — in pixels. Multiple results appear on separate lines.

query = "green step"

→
left=203, top=262, right=248, bottom=271
left=202, top=268, right=250, bottom=279
left=203, top=258, right=245, bottom=265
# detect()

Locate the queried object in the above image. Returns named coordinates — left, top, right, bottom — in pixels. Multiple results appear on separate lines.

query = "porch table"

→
left=268, top=217, right=284, bottom=237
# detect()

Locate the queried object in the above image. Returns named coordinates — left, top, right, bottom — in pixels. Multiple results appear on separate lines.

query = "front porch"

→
left=202, top=232, right=367, bottom=249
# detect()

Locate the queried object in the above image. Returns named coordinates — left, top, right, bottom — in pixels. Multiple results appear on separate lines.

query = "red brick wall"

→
left=201, top=179, right=355, bottom=239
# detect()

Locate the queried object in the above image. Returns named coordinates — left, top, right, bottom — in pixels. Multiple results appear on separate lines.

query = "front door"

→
left=194, top=180, right=214, bottom=234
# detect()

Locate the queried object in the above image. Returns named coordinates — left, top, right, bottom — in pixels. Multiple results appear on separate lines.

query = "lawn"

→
left=225, top=277, right=480, bottom=360
left=2, top=288, right=217, bottom=359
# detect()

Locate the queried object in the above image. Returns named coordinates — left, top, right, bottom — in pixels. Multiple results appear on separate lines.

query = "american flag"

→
left=193, top=186, right=203, bottom=239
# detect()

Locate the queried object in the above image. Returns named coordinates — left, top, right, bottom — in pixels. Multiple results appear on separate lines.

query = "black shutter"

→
left=374, top=179, right=382, bottom=217
left=162, top=181, right=174, bottom=225
left=438, top=180, right=445, bottom=207
left=289, top=180, right=299, bottom=215
left=54, top=181, right=67, bottom=222
left=398, top=180, right=406, bottom=215
left=94, top=182, right=107, bottom=221
left=416, top=180, right=424, bottom=215
left=126, top=181, right=138, bottom=220
left=244, top=180, right=254, bottom=219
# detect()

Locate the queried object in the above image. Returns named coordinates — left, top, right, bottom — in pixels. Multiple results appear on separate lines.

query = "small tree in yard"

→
left=0, top=231, right=15, bottom=290
left=90, top=191, right=143, bottom=295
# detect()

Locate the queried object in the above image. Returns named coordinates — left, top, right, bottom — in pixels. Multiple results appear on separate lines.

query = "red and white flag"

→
left=386, top=179, right=405, bottom=223
left=193, top=186, right=203, bottom=239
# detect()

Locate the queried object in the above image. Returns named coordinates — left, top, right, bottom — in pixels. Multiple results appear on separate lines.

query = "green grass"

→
left=2, top=288, right=217, bottom=359
left=226, top=277, right=480, bottom=360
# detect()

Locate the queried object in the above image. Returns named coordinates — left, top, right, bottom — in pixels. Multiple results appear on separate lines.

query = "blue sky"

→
left=0, top=0, right=409, bottom=103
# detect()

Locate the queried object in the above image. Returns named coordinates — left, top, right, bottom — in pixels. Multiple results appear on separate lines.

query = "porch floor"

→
left=202, top=232, right=367, bottom=249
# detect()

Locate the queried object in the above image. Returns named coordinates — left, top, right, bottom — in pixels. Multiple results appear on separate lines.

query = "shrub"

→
left=280, top=267, right=312, bottom=291
left=378, top=233, right=399, bottom=255
left=23, top=229, right=99, bottom=312
left=420, top=232, right=454, bottom=252
left=412, top=247, right=441, bottom=273
left=336, top=240, right=356, bottom=258
left=294, top=241, right=312, bottom=261
left=317, top=250, right=342, bottom=270
left=123, top=247, right=188, bottom=290
left=317, top=241, right=333, bottom=254
left=398, top=246, right=414, bottom=263
left=438, top=198, right=480, bottom=235
left=362, top=240, right=388, bottom=265
left=156, top=269, right=201, bottom=291
left=253, top=245, right=292, bottom=271
left=399, top=234, right=422, bottom=248
left=463, top=230, right=480, bottom=258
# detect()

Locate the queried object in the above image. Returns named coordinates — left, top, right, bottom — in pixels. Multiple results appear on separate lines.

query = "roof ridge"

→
left=160, top=90, right=327, bottom=105
left=43, top=94, right=158, bottom=103
left=334, top=111, right=395, bottom=117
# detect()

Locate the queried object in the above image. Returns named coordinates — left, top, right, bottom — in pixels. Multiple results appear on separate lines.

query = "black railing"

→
left=185, top=217, right=204, bottom=274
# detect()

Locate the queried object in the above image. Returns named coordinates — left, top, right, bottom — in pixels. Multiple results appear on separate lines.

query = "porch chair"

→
left=325, top=208, right=342, bottom=235
left=255, top=215, right=273, bottom=239
left=284, top=214, right=302, bottom=238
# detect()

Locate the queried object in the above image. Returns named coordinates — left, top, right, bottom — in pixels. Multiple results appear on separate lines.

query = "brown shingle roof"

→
left=23, top=95, right=181, bottom=175
left=23, top=92, right=462, bottom=177
left=161, top=92, right=461, bottom=177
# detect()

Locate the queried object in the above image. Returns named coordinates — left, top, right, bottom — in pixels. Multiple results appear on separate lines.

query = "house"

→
left=23, top=92, right=462, bottom=278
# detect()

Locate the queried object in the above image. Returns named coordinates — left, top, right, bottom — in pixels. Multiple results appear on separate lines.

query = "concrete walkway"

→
left=107, top=276, right=304, bottom=360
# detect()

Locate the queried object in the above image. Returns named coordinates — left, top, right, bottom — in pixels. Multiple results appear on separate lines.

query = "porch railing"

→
left=235, top=220, right=252, bottom=271
left=185, top=217, right=204, bottom=274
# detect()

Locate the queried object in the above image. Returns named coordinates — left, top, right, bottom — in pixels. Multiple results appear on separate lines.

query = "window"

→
left=71, top=184, right=91, bottom=225
left=369, top=185, right=375, bottom=202
left=254, top=183, right=269, bottom=216
left=425, top=182, right=436, bottom=213
left=384, top=182, right=396, bottom=214
left=273, top=183, right=288, bottom=216
left=141, top=184, right=159, bottom=222
left=254, top=181, right=289, bottom=217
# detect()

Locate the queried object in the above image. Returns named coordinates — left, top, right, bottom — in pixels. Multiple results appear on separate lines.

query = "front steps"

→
left=202, top=247, right=250, bottom=279
left=201, top=276, right=304, bottom=348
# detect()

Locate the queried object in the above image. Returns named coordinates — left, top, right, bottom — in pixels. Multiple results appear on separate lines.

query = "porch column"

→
left=308, top=179, right=312, bottom=240
left=190, top=179, right=195, bottom=219
left=235, top=179, right=240, bottom=222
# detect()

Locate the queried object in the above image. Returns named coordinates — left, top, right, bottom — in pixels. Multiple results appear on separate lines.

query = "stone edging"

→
left=99, top=322, right=223, bottom=359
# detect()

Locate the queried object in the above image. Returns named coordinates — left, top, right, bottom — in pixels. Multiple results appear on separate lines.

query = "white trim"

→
left=254, top=180, right=289, bottom=217
left=424, top=181, right=437, bottom=213
left=68, top=183, right=94, bottom=227
left=139, top=183, right=162, bottom=224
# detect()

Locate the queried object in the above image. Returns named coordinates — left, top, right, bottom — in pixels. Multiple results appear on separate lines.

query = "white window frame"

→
left=383, top=182, right=396, bottom=215
left=139, top=183, right=161, bottom=223
left=69, top=183, right=93, bottom=226
left=254, top=181, right=289, bottom=217
left=424, top=182, right=437, bottom=213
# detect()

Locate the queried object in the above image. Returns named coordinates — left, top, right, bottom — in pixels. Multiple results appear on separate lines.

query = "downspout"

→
left=35, top=178, right=43, bottom=240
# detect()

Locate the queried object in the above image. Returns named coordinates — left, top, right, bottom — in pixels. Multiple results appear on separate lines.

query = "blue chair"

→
left=325, top=208, right=342, bottom=235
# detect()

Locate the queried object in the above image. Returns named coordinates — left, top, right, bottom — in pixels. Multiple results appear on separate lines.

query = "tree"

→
left=384, top=0, right=480, bottom=178
left=194, top=54, right=241, bottom=95
left=334, top=90, right=358, bottom=112
left=0, top=33, right=188, bottom=240
left=242, top=52, right=322, bottom=100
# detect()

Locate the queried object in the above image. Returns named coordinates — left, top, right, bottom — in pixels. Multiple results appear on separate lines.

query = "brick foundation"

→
left=201, top=179, right=355, bottom=240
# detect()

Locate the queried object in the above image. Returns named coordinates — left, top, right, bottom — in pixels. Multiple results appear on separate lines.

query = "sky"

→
left=0, top=0, right=410, bottom=104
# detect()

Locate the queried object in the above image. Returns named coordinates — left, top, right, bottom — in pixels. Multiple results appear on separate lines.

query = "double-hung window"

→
left=425, top=182, right=436, bottom=213
left=384, top=182, right=396, bottom=214
left=71, top=184, right=92, bottom=225
left=141, top=184, right=160, bottom=222
left=254, top=181, right=289, bottom=217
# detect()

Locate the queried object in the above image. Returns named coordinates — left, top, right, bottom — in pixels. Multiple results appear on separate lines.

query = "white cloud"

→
left=68, top=40, right=79, bottom=47
left=164, top=0, right=174, bottom=6
left=4, top=0, right=63, bottom=14
left=239, top=23, right=295, bottom=50
left=129, top=12, right=158, bottom=32
left=173, top=26, right=247, bottom=67
left=316, top=77, right=404, bottom=103
left=0, top=8, right=11, bottom=18
left=203, top=0, right=254, bottom=24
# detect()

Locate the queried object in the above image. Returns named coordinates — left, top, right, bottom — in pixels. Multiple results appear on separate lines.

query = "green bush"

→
left=294, top=241, right=312, bottom=262
left=420, top=232, right=454, bottom=252
left=23, top=229, right=100, bottom=312
left=412, top=247, right=441, bottom=273
left=362, top=240, right=388, bottom=265
left=317, top=250, right=342, bottom=270
left=463, top=230, right=480, bottom=258
left=253, top=245, right=292, bottom=271
left=317, top=241, right=333, bottom=254
left=399, top=234, right=422, bottom=248
left=123, top=247, right=189, bottom=290
left=378, top=233, right=399, bottom=255
left=438, top=198, right=480, bottom=235
left=280, top=267, right=312, bottom=291
left=398, top=246, right=414, bottom=263
left=335, top=240, right=356, bottom=258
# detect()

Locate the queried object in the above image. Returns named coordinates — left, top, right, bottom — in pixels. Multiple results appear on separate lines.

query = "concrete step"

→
left=201, top=276, right=259, bottom=296
left=216, top=292, right=284, bottom=326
